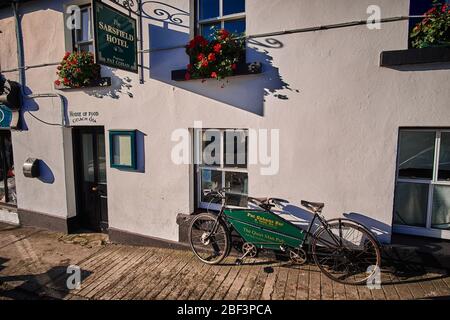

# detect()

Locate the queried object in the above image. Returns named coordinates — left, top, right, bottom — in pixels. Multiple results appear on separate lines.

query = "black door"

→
left=73, top=126, right=108, bottom=232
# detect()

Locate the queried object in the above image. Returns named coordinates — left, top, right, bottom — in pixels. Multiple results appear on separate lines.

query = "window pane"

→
left=199, top=0, right=219, bottom=20
left=82, top=133, right=95, bottom=182
left=223, top=0, right=245, bottom=15
left=98, top=133, right=106, bottom=184
left=393, top=182, right=429, bottom=227
left=224, top=18, right=245, bottom=35
left=78, top=43, right=94, bottom=53
left=397, top=131, right=435, bottom=180
left=438, top=132, right=450, bottom=181
left=200, top=22, right=220, bottom=40
left=201, top=129, right=221, bottom=166
left=201, top=169, right=222, bottom=204
left=431, top=185, right=450, bottom=230
left=225, top=171, right=248, bottom=207
left=224, top=130, right=247, bottom=168
left=113, top=135, right=132, bottom=166
left=77, top=8, right=91, bottom=42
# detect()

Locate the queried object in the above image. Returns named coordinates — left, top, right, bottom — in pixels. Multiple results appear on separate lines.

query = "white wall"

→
left=0, top=0, right=449, bottom=243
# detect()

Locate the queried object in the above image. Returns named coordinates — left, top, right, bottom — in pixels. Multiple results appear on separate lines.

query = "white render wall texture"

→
left=0, top=0, right=449, bottom=244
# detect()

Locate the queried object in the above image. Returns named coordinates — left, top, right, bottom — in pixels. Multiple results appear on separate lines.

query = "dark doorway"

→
left=73, top=126, right=108, bottom=232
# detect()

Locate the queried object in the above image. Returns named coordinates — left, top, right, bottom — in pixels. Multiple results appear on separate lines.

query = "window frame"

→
left=195, top=128, right=249, bottom=211
left=196, top=0, right=246, bottom=38
left=72, top=4, right=94, bottom=53
left=393, top=128, right=450, bottom=240
left=109, top=130, right=137, bottom=170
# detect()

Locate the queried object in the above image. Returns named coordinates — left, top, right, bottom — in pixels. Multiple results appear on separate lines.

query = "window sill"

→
left=380, top=47, right=450, bottom=67
left=54, top=77, right=112, bottom=90
left=171, top=62, right=262, bottom=81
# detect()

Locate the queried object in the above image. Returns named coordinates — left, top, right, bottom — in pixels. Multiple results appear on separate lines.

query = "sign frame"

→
left=92, top=0, right=138, bottom=73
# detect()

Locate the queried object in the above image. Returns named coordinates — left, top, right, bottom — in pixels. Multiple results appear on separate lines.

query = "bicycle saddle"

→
left=301, top=200, right=325, bottom=212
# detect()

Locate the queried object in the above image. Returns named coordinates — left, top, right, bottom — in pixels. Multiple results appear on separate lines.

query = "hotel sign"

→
left=93, top=1, right=138, bottom=73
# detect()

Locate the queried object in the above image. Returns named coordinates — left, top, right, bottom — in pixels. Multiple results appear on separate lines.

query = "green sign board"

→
left=0, top=104, right=14, bottom=128
left=93, top=1, right=138, bottom=73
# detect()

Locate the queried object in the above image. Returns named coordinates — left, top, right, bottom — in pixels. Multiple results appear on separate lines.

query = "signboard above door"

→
left=93, top=0, right=138, bottom=73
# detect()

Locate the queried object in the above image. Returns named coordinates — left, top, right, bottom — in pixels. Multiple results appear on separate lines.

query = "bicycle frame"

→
left=208, top=196, right=344, bottom=254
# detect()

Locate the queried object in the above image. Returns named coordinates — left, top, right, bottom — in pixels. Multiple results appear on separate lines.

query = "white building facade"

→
left=0, top=0, right=450, bottom=246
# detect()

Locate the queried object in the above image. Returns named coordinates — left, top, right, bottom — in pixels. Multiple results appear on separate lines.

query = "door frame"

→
left=393, top=128, right=450, bottom=240
left=72, top=126, right=108, bottom=232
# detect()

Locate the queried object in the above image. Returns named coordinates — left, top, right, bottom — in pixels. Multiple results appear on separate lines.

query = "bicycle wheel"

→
left=189, top=213, right=230, bottom=264
left=311, top=220, right=381, bottom=285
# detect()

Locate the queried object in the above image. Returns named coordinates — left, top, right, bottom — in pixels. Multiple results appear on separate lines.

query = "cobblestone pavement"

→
left=1, top=223, right=450, bottom=300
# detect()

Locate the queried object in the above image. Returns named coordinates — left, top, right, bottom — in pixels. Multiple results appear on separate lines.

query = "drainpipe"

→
left=11, top=1, right=67, bottom=126
left=12, top=1, right=25, bottom=89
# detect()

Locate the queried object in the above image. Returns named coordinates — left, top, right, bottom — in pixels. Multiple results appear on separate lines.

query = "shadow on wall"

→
left=144, top=1, right=298, bottom=116
left=37, top=159, right=55, bottom=184
left=268, top=202, right=391, bottom=244
left=343, top=212, right=391, bottom=244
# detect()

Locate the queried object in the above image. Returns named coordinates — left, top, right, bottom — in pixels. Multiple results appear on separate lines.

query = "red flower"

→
left=54, top=80, right=61, bottom=86
left=76, top=68, right=81, bottom=73
left=197, top=53, right=205, bottom=61
left=218, top=29, right=230, bottom=40
left=231, top=63, right=237, bottom=70
left=426, top=6, right=437, bottom=15
left=187, top=64, right=192, bottom=71
left=63, top=77, right=69, bottom=84
left=211, top=72, right=217, bottom=78
left=63, top=52, right=70, bottom=60
left=185, top=72, right=191, bottom=80
left=213, top=43, right=222, bottom=53
left=208, top=53, right=216, bottom=61
left=201, top=59, right=209, bottom=67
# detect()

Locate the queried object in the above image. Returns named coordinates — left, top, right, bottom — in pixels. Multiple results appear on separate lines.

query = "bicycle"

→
left=188, top=188, right=381, bottom=285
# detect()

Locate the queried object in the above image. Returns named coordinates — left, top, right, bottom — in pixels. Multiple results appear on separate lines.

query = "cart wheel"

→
left=311, top=221, right=381, bottom=285
left=189, top=213, right=230, bottom=265
left=289, top=248, right=307, bottom=265
left=242, top=242, right=258, bottom=258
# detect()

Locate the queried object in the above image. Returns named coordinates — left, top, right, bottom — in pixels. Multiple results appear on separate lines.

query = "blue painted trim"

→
left=109, top=130, right=137, bottom=170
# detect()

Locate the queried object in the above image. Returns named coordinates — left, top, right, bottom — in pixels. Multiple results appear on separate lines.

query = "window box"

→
left=380, top=47, right=450, bottom=67
left=54, top=76, right=112, bottom=90
left=171, top=61, right=261, bottom=81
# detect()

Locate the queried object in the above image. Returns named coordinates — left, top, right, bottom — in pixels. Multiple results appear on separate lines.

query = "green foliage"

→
left=55, top=51, right=101, bottom=87
left=410, top=0, right=450, bottom=48
left=184, top=29, right=245, bottom=81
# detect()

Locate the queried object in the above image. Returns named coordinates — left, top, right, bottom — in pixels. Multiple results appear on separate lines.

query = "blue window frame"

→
left=109, top=130, right=137, bottom=170
left=197, top=0, right=246, bottom=40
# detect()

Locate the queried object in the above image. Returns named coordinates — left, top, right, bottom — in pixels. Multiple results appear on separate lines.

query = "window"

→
left=394, top=129, right=450, bottom=239
left=72, top=5, right=94, bottom=52
left=109, top=130, right=137, bottom=170
left=0, top=131, right=16, bottom=205
left=408, top=0, right=450, bottom=47
left=197, top=0, right=246, bottom=40
left=195, top=129, right=248, bottom=209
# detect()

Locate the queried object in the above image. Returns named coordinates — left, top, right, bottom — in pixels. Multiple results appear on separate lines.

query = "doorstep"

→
left=382, top=234, right=450, bottom=271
